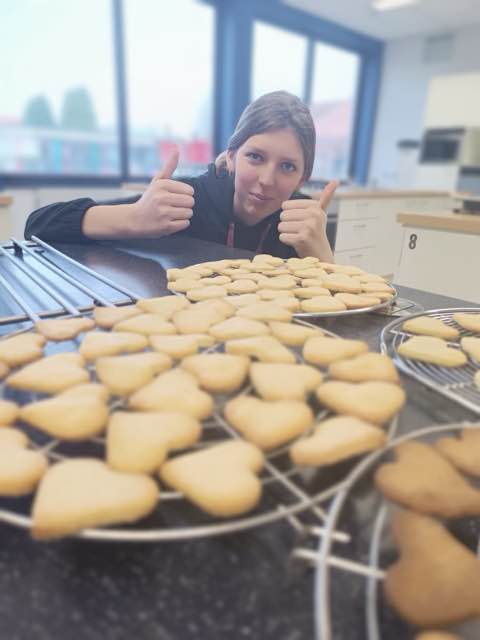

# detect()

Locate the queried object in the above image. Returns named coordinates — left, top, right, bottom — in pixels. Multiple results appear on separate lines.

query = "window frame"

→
left=0, top=0, right=383, bottom=189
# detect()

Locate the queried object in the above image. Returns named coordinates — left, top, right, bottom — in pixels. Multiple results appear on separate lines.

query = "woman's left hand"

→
left=278, top=181, right=337, bottom=261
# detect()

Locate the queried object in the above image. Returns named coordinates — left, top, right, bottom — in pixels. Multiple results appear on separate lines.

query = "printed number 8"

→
left=409, top=234, right=417, bottom=250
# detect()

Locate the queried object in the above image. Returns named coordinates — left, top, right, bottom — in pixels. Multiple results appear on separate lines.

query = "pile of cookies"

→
left=374, top=427, right=480, bottom=633
left=0, top=290, right=404, bottom=541
left=397, top=312, right=480, bottom=390
left=166, top=254, right=396, bottom=314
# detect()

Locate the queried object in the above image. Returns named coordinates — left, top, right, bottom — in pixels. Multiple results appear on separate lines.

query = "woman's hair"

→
left=226, top=90, right=316, bottom=180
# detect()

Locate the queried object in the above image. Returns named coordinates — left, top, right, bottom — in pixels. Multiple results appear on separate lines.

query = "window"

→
left=251, top=22, right=307, bottom=101
left=309, top=43, right=359, bottom=180
left=125, top=0, right=214, bottom=177
left=0, top=0, right=118, bottom=175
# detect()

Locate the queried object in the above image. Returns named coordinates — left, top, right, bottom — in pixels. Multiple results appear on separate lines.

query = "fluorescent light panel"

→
left=372, top=0, right=419, bottom=11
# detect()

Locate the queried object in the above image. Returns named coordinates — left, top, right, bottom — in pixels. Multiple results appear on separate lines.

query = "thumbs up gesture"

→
left=129, top=147, right=195, bottom=237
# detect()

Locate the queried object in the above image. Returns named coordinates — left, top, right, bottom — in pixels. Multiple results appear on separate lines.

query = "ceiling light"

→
left=372, top=0, right=419, bottom=11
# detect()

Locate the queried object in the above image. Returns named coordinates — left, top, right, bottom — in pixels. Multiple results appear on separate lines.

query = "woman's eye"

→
left=246, top=152, right=262, bottom=162
left=281, top=162, right=296, bottom=173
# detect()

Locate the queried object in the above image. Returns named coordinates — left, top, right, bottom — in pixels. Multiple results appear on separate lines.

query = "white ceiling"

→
left=283, top=0, right=480, bottom=40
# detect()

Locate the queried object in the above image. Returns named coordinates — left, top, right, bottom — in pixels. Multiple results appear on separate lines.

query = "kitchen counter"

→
left=310, top=189, right=452, bottom=200
left=0, top=235, right=479, bottom=640
left=397, top=209, right=480, bottom=234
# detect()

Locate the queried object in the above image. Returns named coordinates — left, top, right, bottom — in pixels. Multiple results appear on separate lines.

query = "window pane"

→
left=0, top=0, right=118, bottom=175
left=252, top=22, right=307, bottom=100
left=125, top=0, right=214, bottom=177
left=310, top=43, right=359, bottom=180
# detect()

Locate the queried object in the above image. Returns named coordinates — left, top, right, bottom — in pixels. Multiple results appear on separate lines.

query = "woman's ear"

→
left=226, top=150, right=235, bottom=175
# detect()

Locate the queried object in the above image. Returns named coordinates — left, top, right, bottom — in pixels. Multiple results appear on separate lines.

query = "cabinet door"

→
left=337, top=199, right=374, bottom=221
left=334, top=218, right=378, bottom=252
left=395, top=226, right=480, bottom=303
left=334, top=247, right=375, bottom=272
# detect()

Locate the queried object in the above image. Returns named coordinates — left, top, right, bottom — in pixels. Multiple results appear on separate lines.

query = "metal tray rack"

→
left=311, top=421, right=480, bottom=640
left=0, top=237, right=401, bottom=544
left=381, top=308, right=480, bottom=415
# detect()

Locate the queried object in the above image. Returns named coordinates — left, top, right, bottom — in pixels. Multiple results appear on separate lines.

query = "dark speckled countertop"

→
left=0, top=236, right=478, bottom=640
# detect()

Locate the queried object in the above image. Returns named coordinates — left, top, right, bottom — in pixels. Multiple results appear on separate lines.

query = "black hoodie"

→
left=24, top=163, right=310, bottom=258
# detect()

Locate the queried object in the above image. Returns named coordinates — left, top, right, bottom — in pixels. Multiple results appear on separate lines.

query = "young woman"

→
left=25, top=91, right=336, bottom=261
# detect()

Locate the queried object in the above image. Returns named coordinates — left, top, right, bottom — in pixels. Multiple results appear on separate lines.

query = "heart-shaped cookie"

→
left=237, top=301, right=292, bottom=323
left=384, top=510, right=480, bottom=626
left=224, top=395, right=313, bottom=450
left=290, top=416, right=386, bottom=466
left=453, top=312, right=480, bottom=333
left=436, top=428, right=480, bottom=477
left=292, top=267, right=326, bottom=280
left=79, top=331, right=148, bottom=360
left=0, top=427, right=48, bottom=496
left=172, top=307, right=225, bottom=334
left=0, top=399, right=19, bottom=425
left=209, top=316, right=270, bottom=341
left=187, top=285, right=228, bottom=302
left=107, top=410, right=201, bottom=473
left=59, top=382, right=109, bottom=402
left=300, top=296, right=347, bottom=313
left=461, top=336, right=480, bottom=361
left=149, top=334, right=200, bottom=359
left=128, top=369, right=213, bottom=419
left=315, top=381, right=406, bottom=425
left=0, top=333, right=45, bottom=367
left=375, top=441, right=480, bottom=517
left=6, top=352, right=89, bottom=394
left=333, top=293, right=381, bottom=309
left=181, top=353, right=250, bottom=393
left=250, top=362, right=323, bottom=401
left=93, top=304, right=142, bottom=328
left=35, top=316, right=95, bottom=341
left=303, top=336, right=369, bottom=367
left=225, top=336, right=296, bottom=364
left=398, top=336, right=467, bottom=367
left=114, top=313, right=176, bottom=336
left=402, top=316, right=459, bottom=340
left=328, top=352, right=400, bottom=384
left=31, top=458, right=158, bottom=539
left=226, top=280, right=258, bottom=295
left=268, top=321, right=321, bottom=347
left=20, top=394, right=109, bottom=440
left=159, top=440, right=264, bottom=517
left=226, top=294, right=260, bottom=308
left=321, top=273, right=362, bottom=294
left=95, top=352, right=172, bottom=396
left=136, top=295, right=190, bottom=317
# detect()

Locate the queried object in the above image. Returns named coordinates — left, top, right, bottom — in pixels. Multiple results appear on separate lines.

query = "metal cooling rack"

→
left=312, top=421, right=480, bottom=640
left=381, top=307, right=480, bottom=415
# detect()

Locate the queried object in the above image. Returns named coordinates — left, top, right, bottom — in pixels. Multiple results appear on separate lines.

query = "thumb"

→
left=318, top=180, right=338, bottom=211
left=154, top=147, right=180, bottom=181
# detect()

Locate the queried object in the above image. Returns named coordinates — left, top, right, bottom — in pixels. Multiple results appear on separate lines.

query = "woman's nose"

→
left=258, top=164, right=275, bottom=187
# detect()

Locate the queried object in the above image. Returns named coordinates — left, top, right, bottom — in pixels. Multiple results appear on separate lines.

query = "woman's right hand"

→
left=128, top=147, right=195, bottom=236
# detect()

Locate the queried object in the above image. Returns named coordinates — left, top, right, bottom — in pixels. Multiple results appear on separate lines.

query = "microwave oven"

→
left=419, top=127, right=480, bottom=165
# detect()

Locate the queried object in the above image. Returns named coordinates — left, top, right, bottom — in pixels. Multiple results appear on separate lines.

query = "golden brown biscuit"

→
left=453, top=312, right=480, bottom=333
left=328, top=352, right=400, bottom=384
left=6, top=352, right=89, bottom=394
left=294, top=287, right=331, bottom=299
left=315, top=381, right=406, bottom=425
left=31, top=458, right=158, bottom=540
left=354, top=273, right=387, bottom=284
left=181, top=353, right=250, bottom=393
left=273, top=297, right=300, bottom=312
left=224, top=395, right=313, bottom=450
left=293, top=267, right=326, bottom=279
left=95, top=352, right=172, bottom=396
left=149, top=334, right=200, bottom=359
left=0, top=399, right=19, bottom=425
left=252, top=254, right=283, bottom=266
left=300, top=296, right=347, bottom=313
left=93, top=304, right=142, bottom=329
left=402, top=316, right=459, bottom=340
left=321, top=273, right=362, bottom=294
left=194, top=298, right=236, bottom=319
left=436, top=428, right=480, bottom=477
left=187, top=285, right=228, bottom=302
left=398, top=336, right=467, bottom=367
left=375, top=441, right=480, bottom=517
left=114, top=313, right=176, bottom=336
left=290, top=416, right=386, bottom=466
left=268, top=321, right=321, bottom=347
left=250, top=362, right=323, bottom=401
left=159, top=441, right=264, bottom=517
left=20, top=394, right=109, bottom=440
left=172, top=307, right=224, bottom=334
left=107, top=411, right=201, bottom=473
left=229, top=271, right=268, bottom=283
left=333, top=293, right=381, bottom=309
left=260, top=275, right=297, bottom=290
left=209, top=316, right=270, bottom=341
left=237, top=301, right=292, bottom=323
left=59, top=383, right=110, bottom=402
left=226, top=279, right=258, bottom=294
left=135, top=295, right=190, bottom=317
left=197, top=275, right=231, bottom=287
left=299, top=278, right=327, bottom=288
left=0, top=333, right=45, bottom=367
left=225, top=336, right=296, bottom=364
left=81, top=332, right=148, bottom=362
left=303, top=336, right=369, bottom=367
left=322, top=263, right=365, bottom=276
left=461, top=336, right=480, bottom=361
left=35, top=316, right=95, bottom=341
left=257, top=288, right=294, bottom=301
left=287, top=256, right=319, bottom=270
left=384, top=510, right=480, bottom=627
left=0, top=427, right=48, bottom=496
left=167, top=278, right=203, bottom=293
left=128, top=369, right=213, bottom=419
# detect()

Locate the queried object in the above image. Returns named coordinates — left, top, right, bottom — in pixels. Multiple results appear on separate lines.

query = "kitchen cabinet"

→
left=395, top=211, right=480, bottom=303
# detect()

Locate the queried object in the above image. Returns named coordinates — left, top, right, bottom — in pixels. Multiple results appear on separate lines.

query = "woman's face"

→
left=226, top=128, right=306, bottom=226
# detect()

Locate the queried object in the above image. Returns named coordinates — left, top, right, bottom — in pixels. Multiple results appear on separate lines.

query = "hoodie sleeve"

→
left=24, top=195, right=141, bottom=242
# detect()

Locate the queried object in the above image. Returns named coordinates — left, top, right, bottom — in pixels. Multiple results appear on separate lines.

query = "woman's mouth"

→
left=249, top=192, right=272, bottom=202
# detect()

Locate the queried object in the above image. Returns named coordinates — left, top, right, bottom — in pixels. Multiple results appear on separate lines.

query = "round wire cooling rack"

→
left=0, top=316, right=388, bottom=543
left=381, top=307, right=480, bottom=415
left=314, top=421, right=480, bottom=640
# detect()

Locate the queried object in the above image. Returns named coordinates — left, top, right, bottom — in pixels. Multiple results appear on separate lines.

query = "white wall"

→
left=369, top=24, right=480, bottom=187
